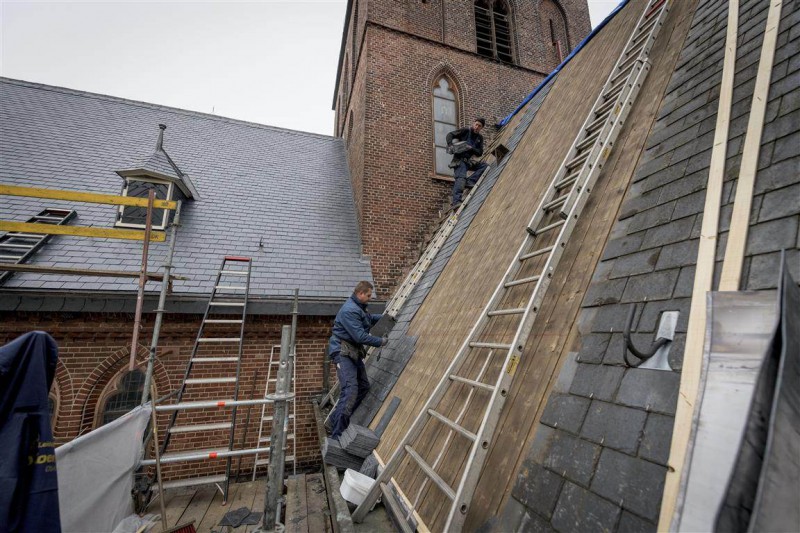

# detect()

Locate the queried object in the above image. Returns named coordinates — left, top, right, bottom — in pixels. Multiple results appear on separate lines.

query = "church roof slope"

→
left=0, top=78, right=371, bottom=302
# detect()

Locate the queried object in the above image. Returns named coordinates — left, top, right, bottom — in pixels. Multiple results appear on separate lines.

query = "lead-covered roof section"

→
left=0, top=78, right=372, bottom=299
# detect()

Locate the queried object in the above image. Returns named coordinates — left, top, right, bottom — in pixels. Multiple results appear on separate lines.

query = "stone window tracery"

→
left=433, top=76, right=460, bottom=176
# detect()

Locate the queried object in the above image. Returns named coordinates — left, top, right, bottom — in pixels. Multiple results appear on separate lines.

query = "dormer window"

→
left=113, top=124, right=198, bottom=230
left=116, top=178, right=173, bottom=230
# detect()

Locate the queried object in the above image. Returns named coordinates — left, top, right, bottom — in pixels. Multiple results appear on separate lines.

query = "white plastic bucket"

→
left=340, top=468, right=375, bottom=506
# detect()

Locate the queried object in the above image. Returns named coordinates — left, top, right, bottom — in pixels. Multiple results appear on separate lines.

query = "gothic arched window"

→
left=99, top=369, right=145, bottom=426
left=433, top=76, right=460, bottom=176
left=475, top=0, right=513, bottom=63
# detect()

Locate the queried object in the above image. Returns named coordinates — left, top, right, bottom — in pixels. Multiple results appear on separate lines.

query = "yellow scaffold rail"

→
left=0, top=221, right=166, bottom=242
left=0, top=184, right=178, bottom=210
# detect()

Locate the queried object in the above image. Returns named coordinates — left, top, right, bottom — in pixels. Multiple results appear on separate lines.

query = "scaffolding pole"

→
left=142, top=201, right=182, bottom=404
left=263, top=325, right=294, bottom=530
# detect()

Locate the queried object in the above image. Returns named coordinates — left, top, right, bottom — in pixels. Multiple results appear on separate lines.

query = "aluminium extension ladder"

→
left=0, top=208, right=77, bottom=284
left=252, top=343, right=297, bottom=479
left=144, top=256, right=265, bottom=503
left=352, top=0, right=671, bottom=530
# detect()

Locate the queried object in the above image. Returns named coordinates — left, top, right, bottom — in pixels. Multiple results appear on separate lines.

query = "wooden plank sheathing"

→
left=366, top=0, right=685, bottom=529
left=197, top=484, right=238, bottom=532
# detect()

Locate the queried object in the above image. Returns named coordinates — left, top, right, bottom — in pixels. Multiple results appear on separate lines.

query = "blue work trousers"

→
left=452, top=160, right=489, bottom=205
left=330, top=354, right=370, bottom=438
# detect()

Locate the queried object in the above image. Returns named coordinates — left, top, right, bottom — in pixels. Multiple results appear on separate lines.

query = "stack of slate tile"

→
left=323, top=437, right=364, bottom=471
left=339, top=424, right=380, bottom=458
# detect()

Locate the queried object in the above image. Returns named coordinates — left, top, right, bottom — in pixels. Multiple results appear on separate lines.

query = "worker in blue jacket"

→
left=327, top=281, right=387, bottom=438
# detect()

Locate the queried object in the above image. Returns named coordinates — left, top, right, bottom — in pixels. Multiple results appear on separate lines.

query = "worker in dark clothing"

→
left=447, top=118, right=489, bottom=206
left=327, top=281, right=387, bottom=438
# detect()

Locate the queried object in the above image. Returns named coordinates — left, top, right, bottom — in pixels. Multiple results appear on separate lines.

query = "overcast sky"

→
left=0, top=0, right=619, bottom=136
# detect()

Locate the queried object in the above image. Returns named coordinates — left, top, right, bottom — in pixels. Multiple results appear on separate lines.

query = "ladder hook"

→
left=622, top=303, right=670, bottom=367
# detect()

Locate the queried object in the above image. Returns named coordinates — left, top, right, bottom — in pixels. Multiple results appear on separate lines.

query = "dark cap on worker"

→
left=475, top=117, right=486, bottom=126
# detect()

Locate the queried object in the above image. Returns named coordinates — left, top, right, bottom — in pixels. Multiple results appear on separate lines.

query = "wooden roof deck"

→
left=150, top=474, right=332, bottom=533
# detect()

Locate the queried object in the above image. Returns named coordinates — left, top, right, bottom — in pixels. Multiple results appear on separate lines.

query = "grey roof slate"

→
left=0, top=78, right=371, bottom=299
left=351, top=78, right=554, bottom=427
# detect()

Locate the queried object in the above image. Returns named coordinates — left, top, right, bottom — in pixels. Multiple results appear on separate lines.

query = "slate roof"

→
left=351, top=78, right=555, bottom=427
left=0, top=78, right=372, bottom=301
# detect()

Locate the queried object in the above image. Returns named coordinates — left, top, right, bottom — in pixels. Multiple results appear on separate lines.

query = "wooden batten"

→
left=658, top=0, right=740, bottom=528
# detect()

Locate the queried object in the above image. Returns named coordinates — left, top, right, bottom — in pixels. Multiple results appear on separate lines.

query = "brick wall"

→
left=334, top=0, right=591, bottom=297
left=0, top=311, right=335, bottom=481
left=359, top=25, right=549, bottom=296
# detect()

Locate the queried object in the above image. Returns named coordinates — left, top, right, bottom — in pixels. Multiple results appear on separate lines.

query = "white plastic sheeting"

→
left=55, top=404, right=151, bottom=533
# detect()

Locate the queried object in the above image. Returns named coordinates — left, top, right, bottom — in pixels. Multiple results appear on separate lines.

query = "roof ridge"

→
left=0, top=76, right=339, bottom=142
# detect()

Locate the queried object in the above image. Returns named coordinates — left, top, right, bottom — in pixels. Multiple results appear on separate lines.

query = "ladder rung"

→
left=197, top=337, right=241, bottom=343
left=208, top=301, right=245, bottom=306
left=215, top=285, right=247, bottom=290
left=565, top=151, right=590, bottom=170
left=224, top=256, right=251, bottom=261
left=586, top=110, right=612, bottom=134
left=427, top=409, right=477, bottom=442
left=161, top=474, right=227, bottom=490
left=262, top=414, right=296, bottom=422
left=259, top=434, right=295, bottom=443
left=527, top=219, right=565, bottom=237
left=575, top=131, right=601, bottom=152
left=169, top=422, right=232, bottom=433
left=5, top=233, right=45, bottom=239
left=632, top=16, right=658, bottom=46
left=520, top=245, right=555, bottom=261
left=32, top=215, right=64, bottom=221
left=542, top=195, right=568, bottom=213
left=629, top=23, right=653, bottom=50
left=504, top=274, right=541, bottom=288
left=204, top=319, right=244, bottom=324
left=220, top=270, right=249, bottom=276
left=191, top=357, right=239, bottom=363
left=469, top=341, right=512, bottom=350
left=0, top=255, right=23, bottom=260
left=404, top=445, right=455, bottom=500
left=0, top=243, right=35, bottom=249
left=255, top=455, right=296, bottom=466
left=604, top=79, right=626, bottom=101
left=185, top=377, right=237, bottom=385
left=487, top=307, right=525, bottom=317
left=449, top=374, right=496, bottom=392
left=595, top=98, right=618, bottom=118
left=609, top=61, right=637, bottom=87
left=623, top=40, right=647, bottom=63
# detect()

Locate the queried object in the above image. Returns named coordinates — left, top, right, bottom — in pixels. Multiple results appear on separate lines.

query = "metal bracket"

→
left=623, top=304, right=677, bottom=371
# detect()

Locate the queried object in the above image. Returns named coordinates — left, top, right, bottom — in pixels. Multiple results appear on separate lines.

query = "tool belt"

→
left=339, top=338, right=367, bottom=362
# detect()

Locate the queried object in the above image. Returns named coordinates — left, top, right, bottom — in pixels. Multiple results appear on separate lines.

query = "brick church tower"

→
left=333, top=0, right=591, bottom=298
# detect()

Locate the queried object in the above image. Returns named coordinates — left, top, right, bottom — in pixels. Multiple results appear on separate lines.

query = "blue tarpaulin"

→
left=0, top=331, right=60, bottom=533
left=499, top=0, right=631, bottom=127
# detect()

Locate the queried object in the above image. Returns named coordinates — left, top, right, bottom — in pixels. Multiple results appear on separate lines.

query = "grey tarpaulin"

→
left=55, top=405, right=151, bottom=533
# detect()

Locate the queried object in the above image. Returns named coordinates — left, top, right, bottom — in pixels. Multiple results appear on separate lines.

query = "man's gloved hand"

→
left=381, top=337, right=389, bottom=347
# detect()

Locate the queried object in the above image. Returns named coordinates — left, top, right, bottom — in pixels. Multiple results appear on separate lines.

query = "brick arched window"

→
left=540, top=0, right=570, bottom=70
left=475, top=0, right=513, bottom=63
left=433, top=75, right=460, bottom=176
left=96, top=368, right=146, bottom=427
